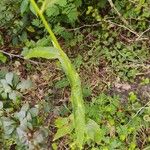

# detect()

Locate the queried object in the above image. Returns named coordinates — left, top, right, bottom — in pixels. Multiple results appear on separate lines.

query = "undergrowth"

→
left=0, top=0, right=150, bottom=149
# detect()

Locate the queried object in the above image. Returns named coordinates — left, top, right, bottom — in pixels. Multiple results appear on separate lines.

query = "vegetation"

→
left=0, top=0, right=150, bottom=149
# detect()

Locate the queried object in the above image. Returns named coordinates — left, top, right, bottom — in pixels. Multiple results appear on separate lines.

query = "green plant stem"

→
left=29, top=0, right=85, bottom=148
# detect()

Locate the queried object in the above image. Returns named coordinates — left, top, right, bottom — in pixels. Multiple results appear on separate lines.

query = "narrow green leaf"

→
left=30, top=3, right=37, bottom=15
left=24, top=47, right=59, bottom=59
left=20, top=0, right=29, bottom=15
left=27, top=1, right=86, bottom=148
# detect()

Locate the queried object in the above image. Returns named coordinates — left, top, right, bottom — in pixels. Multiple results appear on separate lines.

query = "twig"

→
left=0, top=50, right=45, bottom=65
left=67, top=20, right=137, bottom=35
left=136, top=27, right=150, bottom=41
left=108, top=0, right=140, bottom=37
left=125, top=63, right=150, bottom=69
left=106, top=20, right=139, bottom=36
left=67, top=22, right=101, bottom=31
left=136, top=71, right=150, bottom=76
left=108, top=0, right=129, bottom=26
left=127, top=93, right=150, bottom=124
left=67, top=19, right=142, bottom=38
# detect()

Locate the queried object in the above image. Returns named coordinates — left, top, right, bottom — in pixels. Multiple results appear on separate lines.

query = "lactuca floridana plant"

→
left=23, top=0, right=85, bottom=148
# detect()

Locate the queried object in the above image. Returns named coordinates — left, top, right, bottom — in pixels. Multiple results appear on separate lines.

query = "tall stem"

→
left=29, top=0, right=85, bottom=148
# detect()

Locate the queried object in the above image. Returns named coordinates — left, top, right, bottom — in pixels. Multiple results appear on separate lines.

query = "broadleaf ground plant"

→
left=23, top=0, right=85, bottom=148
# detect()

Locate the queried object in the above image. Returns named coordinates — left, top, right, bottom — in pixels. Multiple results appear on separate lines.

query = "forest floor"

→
left=0, top=27, right=150, bottom=149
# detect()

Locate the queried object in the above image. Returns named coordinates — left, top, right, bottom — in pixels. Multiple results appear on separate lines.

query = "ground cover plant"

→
left=0, top=0, right=150, bottom=149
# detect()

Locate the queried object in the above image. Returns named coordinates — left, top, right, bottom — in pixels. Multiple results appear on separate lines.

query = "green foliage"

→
left=0, top=0, right=20, bottom=28
left=0, top=72, right=32, bottom=104
left=55, top=78, right=69, bottom=89
left=0, top=53, right=7, bottom=63
left=21, top=0, right=30, bottom=15
left=67, top=26, right=149, bottom=80
left=52, top=93, right=150, bottom=149
left=20, top=0, right=82, bottom=40
left=114, top=0, right=150, bottom=30
left=43, top=0, right=82, bottom=24
left=84, top=94, right=149, bottom=149
left=0, top=102, right=49, bottom=149
left=86, top=119, right=103, bottom=144
left=0, top=0, right=30, bottom=45
left=23, top=43, right=86, bottom=148
left=23, top=0, right=86, bottom=149
left=129, top=92, right=137, bottom=103
left=54, top=115, right=73, bottom=141
left=24, top=46, right=59, bottom=59
left=0, top=0, right=150, bottom=149
left=80, top=0, right=150, bottom=80
left=0, top=71, right=51, bottom=149
left=141, top=77, right=150, bottom=85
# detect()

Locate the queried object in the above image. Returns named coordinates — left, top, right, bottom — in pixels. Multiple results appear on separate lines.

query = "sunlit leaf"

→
left=5, top=72, right=13, bottom=86
left=86, top=119, right=103, bottom=143
left=55, top=117, right=69, bottom=128
left=0, top=52, right=7, bottom=63
left=23, top=47, right=59, bottom=59
left=53, top=123, right=73, bottom=141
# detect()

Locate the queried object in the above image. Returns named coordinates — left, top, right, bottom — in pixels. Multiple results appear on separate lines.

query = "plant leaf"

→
left=55, top=117, right=69, bottom=128
left=30, top=3, right=37, bottom=15
left=55, top=78, right=69, bottom=89
left=86, top=119, right=103, bottom=143
left=29, top=107, right=39, bottom=117
left=9, top=91, right=18, bottom=102
left=17, top=79, right=32, bottom=91
left=5, top=72, right=13, bottom=86
left=20, top=0, right=29, bottom=15
left=23, top=47, right=59, bottom=59
left=53, top=123, right=73, bottom=141
left=0, top=79, right=11, bottom=93
left=0, top=52, right=7, bottom=63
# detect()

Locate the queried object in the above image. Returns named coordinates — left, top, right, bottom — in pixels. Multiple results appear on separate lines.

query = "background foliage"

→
left=0, top=0, right=150, bottom=149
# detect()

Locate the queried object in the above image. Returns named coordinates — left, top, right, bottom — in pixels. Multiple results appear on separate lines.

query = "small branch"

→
left=124, top=63, right=150, bottom=69
left=127, top=94, right=150, bottom=124
left=108, top=0, right=140, bottom=37
left=136, top=27, right=150, bottom=41
left=67, top=20, right=141, bottom=37
left=136, top=71, right=150, bottom=76
left=108, top=0, right=129, bottom=26
left=106, top=20, right=139, bottom=37
left=0, top=50, right=44, bottom=65
left=67, top=23, right=101, bottom=31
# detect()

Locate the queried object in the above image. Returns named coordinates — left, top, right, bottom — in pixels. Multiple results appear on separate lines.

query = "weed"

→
left=23, top=0, right=85, bottom=148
